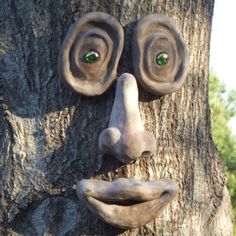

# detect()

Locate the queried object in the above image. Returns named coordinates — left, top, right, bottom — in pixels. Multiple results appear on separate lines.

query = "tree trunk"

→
left=0, top=0, right=233, bottom=235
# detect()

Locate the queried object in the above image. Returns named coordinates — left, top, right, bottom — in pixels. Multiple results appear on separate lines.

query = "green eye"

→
left=84, top=50, right=100, bottom=63
left=156, top=52, right=169, bottom=66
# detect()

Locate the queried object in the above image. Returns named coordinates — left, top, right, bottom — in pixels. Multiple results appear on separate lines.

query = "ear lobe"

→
left=58, top=12, right=124, bottom=96
left=132, top=14, right=188, bottom=96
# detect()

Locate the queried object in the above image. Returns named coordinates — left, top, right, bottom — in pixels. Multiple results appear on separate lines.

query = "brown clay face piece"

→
left=58, top=12, right=124, bottom=96
left=99, top=73, right=156, bottom=164
left=77, top=178, right=178, bottom=229
left=132, top=14, right=188, bottom=95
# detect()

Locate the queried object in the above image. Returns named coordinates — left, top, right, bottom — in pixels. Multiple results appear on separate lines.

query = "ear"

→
left=132, top=14, right=188, bottom=96
left=58, top=12, right=124, bottom=96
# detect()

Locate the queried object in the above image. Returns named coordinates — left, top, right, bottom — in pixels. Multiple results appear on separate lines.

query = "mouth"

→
left=77, top=178, right=178, bottom=229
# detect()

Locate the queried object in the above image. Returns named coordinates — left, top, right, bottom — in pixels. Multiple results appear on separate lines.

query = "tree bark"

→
left=0, top=0, right=233, bottom=235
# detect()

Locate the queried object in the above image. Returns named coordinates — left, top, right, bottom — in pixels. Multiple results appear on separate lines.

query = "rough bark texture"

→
left=0, top=0, right=233, bottom=235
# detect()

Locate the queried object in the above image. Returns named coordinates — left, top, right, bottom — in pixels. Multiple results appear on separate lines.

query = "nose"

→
left=99, top=73, right=156, bottom=163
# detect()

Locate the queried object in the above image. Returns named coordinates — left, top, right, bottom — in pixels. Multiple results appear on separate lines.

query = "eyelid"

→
left=58, top=12, right=124, bottom=96
left=132, top=14, right=188, bottom=96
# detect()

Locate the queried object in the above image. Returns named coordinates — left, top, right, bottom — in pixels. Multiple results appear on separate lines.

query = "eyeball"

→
left=132, top=14, right=188, bottom=95
left=58, top=12, right=124, bottom=96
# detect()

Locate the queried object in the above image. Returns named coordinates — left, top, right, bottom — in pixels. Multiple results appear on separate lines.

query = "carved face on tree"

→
left=58, top=12, right=188, bottom=229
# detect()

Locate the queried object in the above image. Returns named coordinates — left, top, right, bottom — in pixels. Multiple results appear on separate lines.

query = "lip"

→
left=77, top=178, right=178, bottom=229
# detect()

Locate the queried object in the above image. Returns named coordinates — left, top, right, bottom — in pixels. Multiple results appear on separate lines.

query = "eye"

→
left=156, top=52, right=169, bottom=66
left=84, top=50, right=100, bottom=63
left=132, top=14, right=188, bottom=96
left=58, top=12, right=124, bottom=96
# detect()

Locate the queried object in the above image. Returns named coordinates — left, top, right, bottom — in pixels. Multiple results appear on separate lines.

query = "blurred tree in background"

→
left=209, top=73, right=236, bottom=230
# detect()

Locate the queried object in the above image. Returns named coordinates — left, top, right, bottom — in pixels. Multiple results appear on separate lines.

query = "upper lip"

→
left=77, top=178, right=178, bottom=229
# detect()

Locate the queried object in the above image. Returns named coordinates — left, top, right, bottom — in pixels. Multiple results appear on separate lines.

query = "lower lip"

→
left=77, top=178, right=178, bottom=229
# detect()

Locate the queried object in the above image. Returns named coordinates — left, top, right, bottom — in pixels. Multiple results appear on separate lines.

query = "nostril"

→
left=142, top=151, right=152, bottom=156
left=141, top=150, right=152, bottom=158
left=160, top=191, right=169, bottom=197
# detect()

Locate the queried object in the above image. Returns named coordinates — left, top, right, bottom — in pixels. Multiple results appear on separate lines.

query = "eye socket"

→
left=132, top=14, right=188, bottom=96
left=84, top=50, right=100, bottom=63
left=58, top=12, right=124, bottom=96
left=156, top=52, right=169, bottom=66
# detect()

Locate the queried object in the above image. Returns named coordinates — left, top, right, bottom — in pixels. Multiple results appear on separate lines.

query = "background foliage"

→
left=209, top=73, right=236, bottom=232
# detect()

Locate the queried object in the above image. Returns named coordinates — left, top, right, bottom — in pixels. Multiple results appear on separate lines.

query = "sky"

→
left=210, top=0, right=236, bottom=135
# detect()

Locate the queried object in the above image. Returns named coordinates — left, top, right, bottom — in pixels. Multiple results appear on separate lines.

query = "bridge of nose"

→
left=99, top=73, right=156, bottom=163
